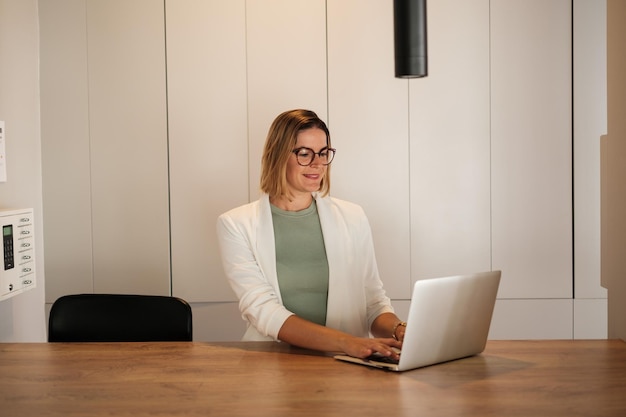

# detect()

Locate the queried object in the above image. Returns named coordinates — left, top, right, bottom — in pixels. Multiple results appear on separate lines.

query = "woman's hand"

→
left=278, top=315, right=402, bottom=358
left=338, top=336, right=402, bottom=360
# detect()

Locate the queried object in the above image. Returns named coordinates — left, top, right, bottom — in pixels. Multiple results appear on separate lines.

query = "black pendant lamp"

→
left=394, top=0, right=428, bottom=78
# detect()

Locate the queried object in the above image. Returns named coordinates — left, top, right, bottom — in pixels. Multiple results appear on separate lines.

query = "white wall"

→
left=0, top=0, right=607, bottom=342
left=574, top=0, right=608, bottom=339
left=39, top=0, right=171, bottom=300
left=0, top=0, right=47, bottom=342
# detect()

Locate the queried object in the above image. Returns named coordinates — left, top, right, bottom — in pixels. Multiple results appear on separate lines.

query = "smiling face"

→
left=261, top=110, right=333, bottom=209
left=284, top=127, right=329, bottom=202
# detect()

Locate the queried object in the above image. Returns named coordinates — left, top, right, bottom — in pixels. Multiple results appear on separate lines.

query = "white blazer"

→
left=216, top=193, right=394, bottom=341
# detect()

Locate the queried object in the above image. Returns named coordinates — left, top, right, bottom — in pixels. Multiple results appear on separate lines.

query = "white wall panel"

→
left=410, top=0, right=492, bottom=282
left=327, top=0, right=411, bottom=299
left=573, top=0, right=607, bottom=299
left=190, top=302, right=247, bottom=341
left=491, top=0, right=572, bottom=299
left=489, top=299, right=573, bottom=339
left=573, top=298, right=607, bottom=339
left=39, top=0, right=94, bottom=301
left=87, top=0, right=170, bottom=294
left=246, top=0, right=328, bottom=200
left=166, top=0, right=248, bottom=302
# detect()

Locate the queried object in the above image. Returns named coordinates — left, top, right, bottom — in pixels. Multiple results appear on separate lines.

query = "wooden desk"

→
left=1, top=340, right=625, bottom=416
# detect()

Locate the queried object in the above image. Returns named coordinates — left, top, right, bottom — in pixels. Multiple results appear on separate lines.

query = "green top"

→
left=271, top=201, right=329, bottom=326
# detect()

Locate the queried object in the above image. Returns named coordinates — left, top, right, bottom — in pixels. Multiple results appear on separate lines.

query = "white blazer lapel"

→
left=256, top=194, right=281, bottom=302
left=316, top=195, right=362, bottom=333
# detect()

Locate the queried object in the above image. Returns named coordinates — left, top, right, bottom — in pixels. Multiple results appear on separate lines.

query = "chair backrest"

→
left=48, top=294, right=193, bottom=342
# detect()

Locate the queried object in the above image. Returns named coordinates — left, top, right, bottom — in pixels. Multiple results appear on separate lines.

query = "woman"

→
left=216, top=109, right=405, bottom=359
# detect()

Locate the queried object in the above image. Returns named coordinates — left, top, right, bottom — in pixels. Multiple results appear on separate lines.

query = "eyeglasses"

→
left=291, top=147, right=336, bottom=166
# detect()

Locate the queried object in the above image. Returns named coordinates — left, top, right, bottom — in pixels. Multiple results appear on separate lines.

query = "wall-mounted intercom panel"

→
left=1, top=208, right=36, bottom=301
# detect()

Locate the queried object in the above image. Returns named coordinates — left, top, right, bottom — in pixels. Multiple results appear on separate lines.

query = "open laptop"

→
left=334, top=270, right=501, bottom=372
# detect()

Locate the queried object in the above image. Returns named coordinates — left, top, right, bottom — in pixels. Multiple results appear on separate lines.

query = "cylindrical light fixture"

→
left=394, top=0, right=428, bottom=78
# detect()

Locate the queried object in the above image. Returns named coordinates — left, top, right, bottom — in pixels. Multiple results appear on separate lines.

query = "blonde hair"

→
left=260, top=109, right=332, bottom=199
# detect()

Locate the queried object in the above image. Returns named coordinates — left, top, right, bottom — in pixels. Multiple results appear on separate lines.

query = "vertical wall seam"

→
left=325, top=1, right=330, bottom=125
left=570, top=0, right=576, bottom=300
left=245, top=1, right=251, bottom=203
left=163, top=0, right=173, bottom=296
left=407, top=80, right=412, bottom=294
left=488, top=0, right=493, bottom=273
left=85, top=3, right=96, bottom=293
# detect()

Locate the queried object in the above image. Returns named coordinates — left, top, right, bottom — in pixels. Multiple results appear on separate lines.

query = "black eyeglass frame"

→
left=291, top=147, right=337, bottom=166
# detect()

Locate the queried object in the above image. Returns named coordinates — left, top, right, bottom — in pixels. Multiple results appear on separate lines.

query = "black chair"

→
left=48, top=294, right=193, bottom=342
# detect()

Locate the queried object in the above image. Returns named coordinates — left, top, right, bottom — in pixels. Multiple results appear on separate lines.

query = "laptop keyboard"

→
left=365, top=354, right=399, bottom=365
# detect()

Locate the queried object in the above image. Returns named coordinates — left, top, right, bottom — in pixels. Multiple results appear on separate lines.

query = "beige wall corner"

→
left=601, top=0, right=626, bottom=341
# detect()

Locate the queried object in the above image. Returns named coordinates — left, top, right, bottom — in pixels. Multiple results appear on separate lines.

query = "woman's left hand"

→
left=338, top=336, right=402, bottom=360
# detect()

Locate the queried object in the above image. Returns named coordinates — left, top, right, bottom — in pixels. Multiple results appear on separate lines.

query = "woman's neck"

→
left=270, top=193, right=313, bottom=212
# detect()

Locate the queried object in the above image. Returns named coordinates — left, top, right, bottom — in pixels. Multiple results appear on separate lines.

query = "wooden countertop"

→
left=1, top=340, right=625, bottom=416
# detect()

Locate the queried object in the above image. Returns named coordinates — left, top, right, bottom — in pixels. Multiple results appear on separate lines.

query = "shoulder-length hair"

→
left=260, top=109, right=332, bottom=199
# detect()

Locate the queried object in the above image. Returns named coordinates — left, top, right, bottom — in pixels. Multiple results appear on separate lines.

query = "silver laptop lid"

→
left=396, top=270, right=501, bottom=371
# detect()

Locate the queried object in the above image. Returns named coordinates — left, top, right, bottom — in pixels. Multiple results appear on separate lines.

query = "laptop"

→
left=334, top=270, right=501, bottom=372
